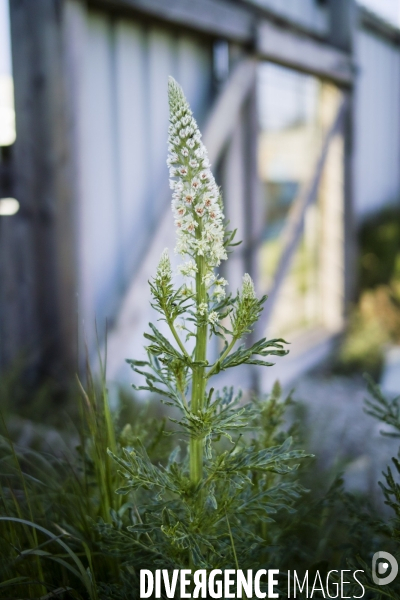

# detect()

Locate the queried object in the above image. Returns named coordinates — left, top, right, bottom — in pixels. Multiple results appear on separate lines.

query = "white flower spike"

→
left=167, top=77, right=227, bottom=271
left=156, top=248, right=172, bottom=282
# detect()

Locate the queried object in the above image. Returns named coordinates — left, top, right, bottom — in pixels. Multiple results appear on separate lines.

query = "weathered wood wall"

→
left=67, top=2, right=214, bottom=357
left=1, top=0, right=214, bottom=379
left=2, top=0, right=400, bottom=387
left=1, top=0, right=77, bottom=382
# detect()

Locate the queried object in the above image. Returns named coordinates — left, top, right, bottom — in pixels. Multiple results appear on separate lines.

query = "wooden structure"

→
left=1, top=0, right=400, bottom=388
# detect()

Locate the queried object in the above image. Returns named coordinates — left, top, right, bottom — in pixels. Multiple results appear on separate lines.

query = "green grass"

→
left=0, top=357, right=173, bottom=599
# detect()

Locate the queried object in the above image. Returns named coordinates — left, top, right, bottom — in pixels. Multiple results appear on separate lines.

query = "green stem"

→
left=167, top=318, right=191, bottom=361
left=190, top=242, right=207, bottom=488
left=206, top=336, right=237, bottom=379
left=225, top=509, right=239, bottom=570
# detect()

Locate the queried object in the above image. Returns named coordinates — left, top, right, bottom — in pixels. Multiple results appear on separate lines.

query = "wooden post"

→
left=243, top=84, right=261, bottom=286
left=0, top=0, right=78, bottom=384
left=329, top=0, right=356, bottom=54
left=343, top=90, right=357, bottom=309
left=329, top=0, right=357, bottom=309
left=221, top=114, right=246, bottom=294
left=243, top=83, right=262, bottom=391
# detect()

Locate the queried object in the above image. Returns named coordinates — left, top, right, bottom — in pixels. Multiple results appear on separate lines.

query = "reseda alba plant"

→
left=107, top=78, right=308, bottom=580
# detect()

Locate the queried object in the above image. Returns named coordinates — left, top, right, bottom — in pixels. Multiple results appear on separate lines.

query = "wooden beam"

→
left=257, top=95, right=349, bottom=333
left=358, top=5, right=400, bottom=45
left=87, top=0, right=254, bottom=43
left=88, top=0, right=357, bottom=86
left=342, top=92, right=357, bottom=308
left=328, top=0, right=356, bottom=53
left=257, top=20, right=354, bottom=85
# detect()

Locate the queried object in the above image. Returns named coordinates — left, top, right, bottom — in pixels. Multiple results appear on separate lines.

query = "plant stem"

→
left=206, top=335, right=237, bottom=379
left=225, top=509, right=239, bottom=570
left=190, top=240, right=207, bottom=487
left=167, top=317, right=191, bottom=361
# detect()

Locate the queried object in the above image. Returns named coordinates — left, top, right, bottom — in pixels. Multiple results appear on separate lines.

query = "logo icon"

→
left=372, top=551, right=398, bottom=585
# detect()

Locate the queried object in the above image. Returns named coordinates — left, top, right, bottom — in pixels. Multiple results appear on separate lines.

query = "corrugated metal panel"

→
left=74, top=9, right=213, bottom=344
left=244, top=0, right=329, bottom=36
left=353, top=28, right=400, bottom=217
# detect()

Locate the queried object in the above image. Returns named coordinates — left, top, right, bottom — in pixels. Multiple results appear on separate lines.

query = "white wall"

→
left=353, top=28, right=400, bottom=218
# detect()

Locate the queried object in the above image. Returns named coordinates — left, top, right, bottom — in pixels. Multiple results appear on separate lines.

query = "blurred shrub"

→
left=335, top=206, right=400, bottom=377
left=359, top=207, right=400, bottom=291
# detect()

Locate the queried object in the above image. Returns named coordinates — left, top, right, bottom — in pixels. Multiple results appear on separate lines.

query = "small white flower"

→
left=199, top=170, right=209, bottom=181
left=182, top=284, right=194, bottom=298
left=175, top=237, right=190, bottom=254
left=214, top=246, right=228, bottom=263
left=194, top=145, right=205, bottom=158
left=179, top=166, right=188, bottom=176
left=175, top=205, right=186, bottom=217
left=167, top=153, right=179, bottom=166
left=175, top=180, right=184, bottom=192
left=208, top=311, right=219, bottom=325
left=195, top=204, right=205, bottom=217
left=216, top=277, right=228, bottom=287
left=198, top=302, right=208, bottom=316
left=179, top=128, right=187, bottom=138
left=181, top=148, right=189, bottom=157
left=187, top=138, right=195, bottom=149
left=206, top=182, right=218, bottom=193
left=213, top=286, right=226, bottom=301
left=191, top=177, right=201, bottom=190
left=184, top=192, right=194, bottom=204
left=203, top=272, right=216, bottom=287
left=183, top=215, right=197, bottom=232
left=195, top=239, right=209, bottom=256
left=189, top=159, right=198, bottom=168
left=173, top=136, right=180, bottom=145
left=178, top=260, right=198, bottom=277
